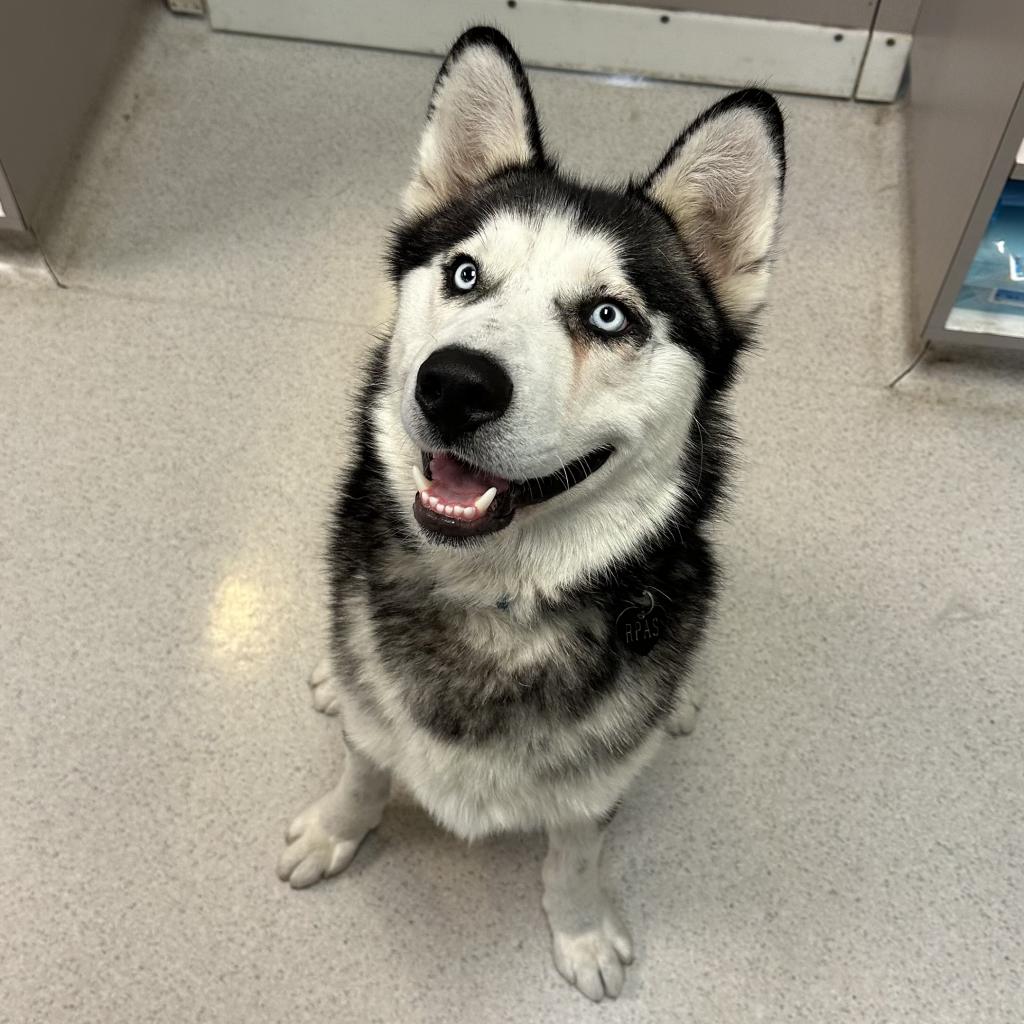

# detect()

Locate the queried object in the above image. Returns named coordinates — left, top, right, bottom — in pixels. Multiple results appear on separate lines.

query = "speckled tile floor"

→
left=3, top=9, right=1023, bottom=1024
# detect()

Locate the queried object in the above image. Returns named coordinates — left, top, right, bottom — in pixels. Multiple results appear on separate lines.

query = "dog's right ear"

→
left=402, top=27, right=545, bottom=218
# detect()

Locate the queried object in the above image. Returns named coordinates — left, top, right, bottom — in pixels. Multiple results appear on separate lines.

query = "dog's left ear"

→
left=642, top=89, right=785, bottom=322
left=402, top=27, right=545, bottom=218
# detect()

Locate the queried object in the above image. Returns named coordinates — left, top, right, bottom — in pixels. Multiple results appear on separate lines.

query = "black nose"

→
left=415, top=345, right=513, bottom=442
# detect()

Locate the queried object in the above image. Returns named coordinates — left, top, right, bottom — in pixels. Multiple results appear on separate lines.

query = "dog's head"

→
left=377, top=28, right=784, bottom=570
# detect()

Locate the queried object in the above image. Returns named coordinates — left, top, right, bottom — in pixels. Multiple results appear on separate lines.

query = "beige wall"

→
left=0, top=0, right=146, bottom=230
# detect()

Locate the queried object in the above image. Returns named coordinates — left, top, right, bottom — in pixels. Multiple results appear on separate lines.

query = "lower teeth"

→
left=412, top=466, right=499, bottom=523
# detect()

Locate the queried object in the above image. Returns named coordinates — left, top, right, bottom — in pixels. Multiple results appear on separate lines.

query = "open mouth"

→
left=411, top=446, right=614, bottom=541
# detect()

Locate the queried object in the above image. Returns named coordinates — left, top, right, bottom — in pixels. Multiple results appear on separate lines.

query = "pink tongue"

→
left=428, top=453, right=509, bottom=504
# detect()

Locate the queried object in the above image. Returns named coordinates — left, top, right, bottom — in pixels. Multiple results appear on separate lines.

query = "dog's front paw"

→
left=550, top=906, right=634, bottom=1002
left=276, top=802, right=364, bottom=889
left=308, top=657, right=343, bottom=716
left=665, top=697, right=699, bottom=736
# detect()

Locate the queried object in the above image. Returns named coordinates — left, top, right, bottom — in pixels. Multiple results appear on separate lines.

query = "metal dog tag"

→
left=615, top=591, right=664, bottom=655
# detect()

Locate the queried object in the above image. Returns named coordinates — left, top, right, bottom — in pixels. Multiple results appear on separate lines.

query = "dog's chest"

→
left=333, top=559, right=681, bottom=837
left=337, top=586, right=667, bottom=837
left=359, top=580, right=617, bottom=744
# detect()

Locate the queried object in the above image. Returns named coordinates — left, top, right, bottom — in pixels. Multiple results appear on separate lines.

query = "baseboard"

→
left=207, top=0, right=883, bottom=100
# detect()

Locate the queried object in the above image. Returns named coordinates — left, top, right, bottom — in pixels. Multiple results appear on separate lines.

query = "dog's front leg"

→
left=542, top=818, right=634, bottom=1001
left=277, top=738, right=390, bottom=889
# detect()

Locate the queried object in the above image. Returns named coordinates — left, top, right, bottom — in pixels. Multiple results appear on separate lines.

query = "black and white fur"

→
left=279, top=28, right=785, bottom=1002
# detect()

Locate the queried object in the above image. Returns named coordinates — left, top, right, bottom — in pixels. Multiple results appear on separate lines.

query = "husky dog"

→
left=278, top=27, right=785, bottom=1001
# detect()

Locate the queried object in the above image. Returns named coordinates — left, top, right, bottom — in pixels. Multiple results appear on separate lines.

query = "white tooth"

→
left=429, top=495, right=441, bottom=510
left=444, top=504, right=455, bottom=517
left=453, top=504, right=465, bottom=518
left=474, top=487, right=498, bottom=514
left=412, top=465, right=430, bottom=493
left=462, top=506, right=477, bottom=521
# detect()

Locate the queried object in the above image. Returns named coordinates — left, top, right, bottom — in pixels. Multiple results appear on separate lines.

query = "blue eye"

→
left=589, top=302, right=628, bottom=334
left=452, top=260, right=478, bottom=292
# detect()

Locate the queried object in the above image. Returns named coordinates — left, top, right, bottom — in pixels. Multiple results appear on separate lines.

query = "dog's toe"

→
left=665, top=699, right=699, bottom=736
left=308, top=657, right=343, bottom=716
left=597, top=946, right=625, bottom=998
left=550, top=909, right=633, bottom=1001
left=277, top=811, right=361, bottom=888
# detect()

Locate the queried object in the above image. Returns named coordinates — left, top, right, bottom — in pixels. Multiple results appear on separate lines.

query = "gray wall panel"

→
left=0, top=0, right=146, bottom=229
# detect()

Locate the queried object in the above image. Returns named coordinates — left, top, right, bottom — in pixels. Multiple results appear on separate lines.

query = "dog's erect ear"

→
left=402, top=27, right=545, bottom=217
left=642, top=89, right=785, bottom=321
